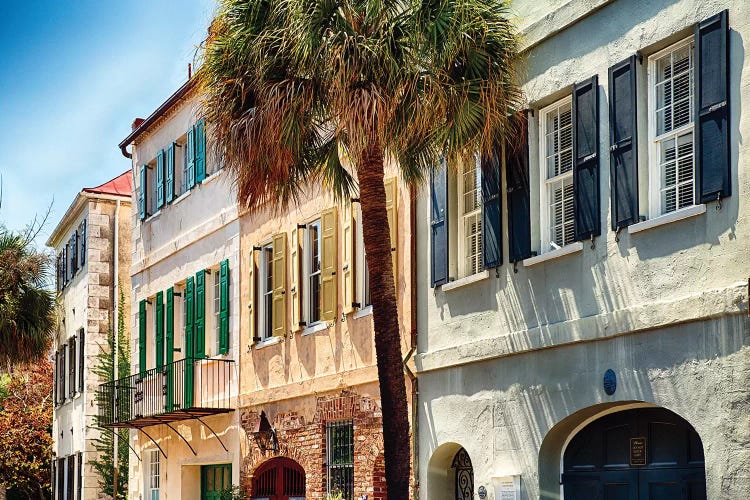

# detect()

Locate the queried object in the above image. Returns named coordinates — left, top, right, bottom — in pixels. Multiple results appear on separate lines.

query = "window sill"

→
left=253, top=336, right=282, bottom=349
left=171, top=189, right=192, bottom=206
left=200, top=169, right=223, bottom=186
left=441, top=270, right=491, bottom=292
left=523, top=241, right=583, bottom=267
left=628, top=204, right=706, bottom=235
left=352, top=305, right=373, bottom=319
left=301, top=322, right=330, bottom=336
left=143, top=209, right=162, bottom=223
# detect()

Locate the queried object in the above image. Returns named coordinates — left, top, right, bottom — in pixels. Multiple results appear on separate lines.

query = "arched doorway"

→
left=252, top=457, right=306, bottom=500
left=452, top=448, right=474, bottom=500
left=562, top=407, right=706, bottom=499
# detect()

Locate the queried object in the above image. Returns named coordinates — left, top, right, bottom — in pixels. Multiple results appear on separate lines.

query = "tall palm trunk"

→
left=357, top=143, right=410, bottom=499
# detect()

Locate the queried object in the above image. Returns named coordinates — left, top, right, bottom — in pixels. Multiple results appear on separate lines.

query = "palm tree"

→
left=0, top=228, right=55, bottom=365
left=199, top=0, right=522, bottom=497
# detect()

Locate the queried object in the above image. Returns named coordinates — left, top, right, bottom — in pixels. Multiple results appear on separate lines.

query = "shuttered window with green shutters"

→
left=194, top=270, right=206, bottom=359
left=184, top=277, right=195, bottom=408
left=166, top=143, right=175, bottom=204
left=138, top=299, right=147, bottom=374
left=155, top=291, right=164, bottom=370
left=195, top=119, right=206, bottom=183
left=156, top=149, right=165, bottom=210
left=219, top=259, right=230, bottom=354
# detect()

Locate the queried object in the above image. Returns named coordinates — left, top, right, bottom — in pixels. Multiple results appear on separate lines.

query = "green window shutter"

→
left=184, top=277, right=195, bottom=408
left=166, top=143, right=175, bottom=203
left=165, top=287, right=175, bottom=411
left=138, top=165, right=147, bottom=221
left=138, top=299, right=147, bottom=373
left=194, top=270, right=206, bottom=359
left=186, top=127, right=196, bottom=189
left=155, top=291, right=164, bottom=370
left=219, top=259, right=230, bottom=354
left=156, top=150, right=165, bottom=209
left=195, top=119, right=206, bottom=183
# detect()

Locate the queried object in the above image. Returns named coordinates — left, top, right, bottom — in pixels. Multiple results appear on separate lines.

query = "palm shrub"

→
left=199, top=0, right=522, bottom=497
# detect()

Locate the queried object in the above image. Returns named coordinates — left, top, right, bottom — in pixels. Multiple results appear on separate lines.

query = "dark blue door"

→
left=563, top=408, right=706, bottom=500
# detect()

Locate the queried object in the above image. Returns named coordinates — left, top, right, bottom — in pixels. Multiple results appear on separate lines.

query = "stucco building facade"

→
left=416, top=0, right=749, bottom=499
left=49, top=172, right=132, bottom=500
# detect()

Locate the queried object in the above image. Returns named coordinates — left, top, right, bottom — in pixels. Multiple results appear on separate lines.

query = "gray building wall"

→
left=415, top=0, right=750, bottom=498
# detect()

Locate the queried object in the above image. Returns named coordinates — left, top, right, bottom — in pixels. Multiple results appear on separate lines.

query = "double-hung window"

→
left=259, top=242, right=274, bottom=340
left=649, top=38, right=695, bottom=216
left=354, top=206, right=371, bottom=309
left=213, top=269, right=221, bottom=355
left=541, top=98, right=575, bottom=251
left=459, top=156, right=483, bottom=276
left=305, top=219, right=322, bottom=325
left=326, top=420, right=354, bottom=500
left=148, top=449, right=160, bottom=500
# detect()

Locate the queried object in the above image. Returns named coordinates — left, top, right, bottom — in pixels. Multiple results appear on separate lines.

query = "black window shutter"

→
left=430, top=159, right=449, bottom=287
left=696, top=9, right=730, bottom=203
left=79, top=219, right=86, bottom=266
left=507, top=112, right=532, bottom=262
left=572, top=75, right=601, bottom=241
left=482, top=152, right=502, bottom=268
left=68, top=338, right=76, bottom=398
left=609, top=56, right=639, bottom=231
left=53, top=350, right=59, bottom=405
left=78, top=329, right=85, bottom=392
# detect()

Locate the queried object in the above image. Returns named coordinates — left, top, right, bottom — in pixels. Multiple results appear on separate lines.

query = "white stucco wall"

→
left=416, top=0, right=750, bottom=498
left=129, top=90, right=242, bottom=500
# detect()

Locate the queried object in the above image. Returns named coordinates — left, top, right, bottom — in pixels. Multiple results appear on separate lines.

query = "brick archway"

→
left=251, top=457, right=306, bottom=500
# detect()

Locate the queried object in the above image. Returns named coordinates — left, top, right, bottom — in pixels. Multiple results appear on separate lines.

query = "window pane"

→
left=263, top=245, right=274, bottom=338
left=546, top=102, right=573, bottom=179
left=655, top=42, right=694, bottom=135
left=549, top=177, right=575, bottom=248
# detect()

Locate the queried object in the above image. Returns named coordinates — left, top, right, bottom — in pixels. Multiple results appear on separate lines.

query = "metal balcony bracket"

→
left=164, top=422, right=198, bottom=456
left=138, top=427, right=168, bottom=459
left=191, top=414, right=229, bottom=453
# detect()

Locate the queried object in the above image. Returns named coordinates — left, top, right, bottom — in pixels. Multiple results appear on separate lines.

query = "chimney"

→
left=131, top=118, right=145, bottom=131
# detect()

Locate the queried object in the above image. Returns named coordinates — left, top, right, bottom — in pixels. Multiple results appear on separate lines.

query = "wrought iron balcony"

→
left=97, top=357, right=235, bottom=429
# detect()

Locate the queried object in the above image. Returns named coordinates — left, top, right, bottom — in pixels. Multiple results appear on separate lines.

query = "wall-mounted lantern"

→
left=252, top=411, right=277, bottom=454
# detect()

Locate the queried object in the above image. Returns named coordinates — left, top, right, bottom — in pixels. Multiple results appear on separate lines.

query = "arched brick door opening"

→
left=252, top=457, right=306, bottom=500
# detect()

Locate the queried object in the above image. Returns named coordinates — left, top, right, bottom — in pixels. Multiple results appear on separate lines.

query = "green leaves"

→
left=199, top=0, right=522, bottom=209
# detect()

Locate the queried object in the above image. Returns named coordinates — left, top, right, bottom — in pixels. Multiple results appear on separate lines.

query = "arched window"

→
left=452, top=447, right=474, bottom=500
left=252, top=457, right=305, bottom=500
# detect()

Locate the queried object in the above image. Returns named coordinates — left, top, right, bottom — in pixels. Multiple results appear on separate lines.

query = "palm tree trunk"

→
left=357, top=143, right=410, bottom=500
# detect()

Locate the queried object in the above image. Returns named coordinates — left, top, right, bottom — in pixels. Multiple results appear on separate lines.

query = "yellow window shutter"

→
left=320, top=207, right=338, bottom=322
left=342, top=203, right=354, bottom=314
left=248, top=250, right=257, bottom=342
left=290, top=227, right=302, bottom=332
left=272, top=233, right=287, bottom=337
left=385, top=177, right=398, bottom=288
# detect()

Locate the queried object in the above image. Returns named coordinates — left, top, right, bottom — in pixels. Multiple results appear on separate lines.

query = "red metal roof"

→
left=82, top=171, right=132, bottom=197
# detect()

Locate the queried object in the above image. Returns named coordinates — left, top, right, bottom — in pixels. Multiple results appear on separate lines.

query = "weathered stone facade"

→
left=240, top=389, right=387, bottom=500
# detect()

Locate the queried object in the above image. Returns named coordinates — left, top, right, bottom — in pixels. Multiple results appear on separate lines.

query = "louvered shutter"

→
left=138, top=299, right=147, bottom=374
left=53, top=350, right=59, bottom=405
left=186, top=127, right=196, bottom=189
left=342, top=206, right=354, bottom=314
left=184, top=276, right=195, bottom=408
left=195, top=119, right=206, bottom=183
left=78, top=329, right=84, bottom=392
left=507, top=112, right=532, bottom=262
left=320, top=208, right=338, bottom=322
left=156, top=149, right=165, bottom=209
left=430, top=159, right=449, bottom=287
left=573, top=75, right=601, bottom=241
left=166, top=287, right=175, bottom=410
left=482, top=152, right=502, bottom=268
left=219, top=259, right=230, bottom=352
left=76, top=452, right=82, bottom=500
left=696, top=9, right=731, bottom=203
left=385, top=178, right=399, bottom=287
left=166, top=143, right=175, bottom=203
left=248, top=250, right=258, bottom=341
left=79, top=219, right=86, bottom=266
left=69, top=337, right=76, bottom=398
left=609, top=56, right=639, bottom=230
left=272, top=235, right=287, bottom=336
left=194, top=270, right=206, bottom=358
left=138, top=165, right=147, bottom=220
left=155, top=291, right=164, bottom=370
left=290, top=229, right=302, bottom=331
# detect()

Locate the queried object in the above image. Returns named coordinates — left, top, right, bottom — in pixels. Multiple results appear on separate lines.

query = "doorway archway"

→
left=251, top=457, right=306, bottom=500
left=562, top=407, right=706, bottom=499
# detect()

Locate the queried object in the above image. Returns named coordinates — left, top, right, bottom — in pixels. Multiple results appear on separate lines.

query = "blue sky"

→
left=0, top=0, right=215, bottom=246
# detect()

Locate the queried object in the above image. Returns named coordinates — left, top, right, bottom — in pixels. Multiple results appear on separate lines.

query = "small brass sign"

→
left=630, top=437, right=647, bottom=466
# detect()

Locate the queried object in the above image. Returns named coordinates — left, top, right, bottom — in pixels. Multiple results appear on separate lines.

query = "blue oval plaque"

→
left=603, top=369, right=617, bottom=395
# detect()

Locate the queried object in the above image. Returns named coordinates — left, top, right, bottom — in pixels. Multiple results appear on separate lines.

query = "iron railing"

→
left=97, top=357, right=234, bottom=428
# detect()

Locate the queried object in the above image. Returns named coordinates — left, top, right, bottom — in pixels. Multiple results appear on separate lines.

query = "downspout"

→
left=112, top=198, right=120, bottom=498
left=403, top=185, right=419, bottom=499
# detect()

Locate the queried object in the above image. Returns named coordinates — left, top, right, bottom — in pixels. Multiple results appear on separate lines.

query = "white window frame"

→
left=456, top=155, right=483, bottom=278
left=212, top=267, right=221, bottom=356
left=148, top=449, right=160, bottom=500
left=647, top=36, right=696, bottom=218
left=354, top=205, right=371, bottom=309
left=303, top=219, right=322, bottom=327
left=539, top=96, right=575, bottom=253
left=258, top=241, right=274, bottom=340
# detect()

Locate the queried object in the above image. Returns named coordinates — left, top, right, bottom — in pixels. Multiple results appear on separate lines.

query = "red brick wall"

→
left=240, top=390, right=387, bottom=500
